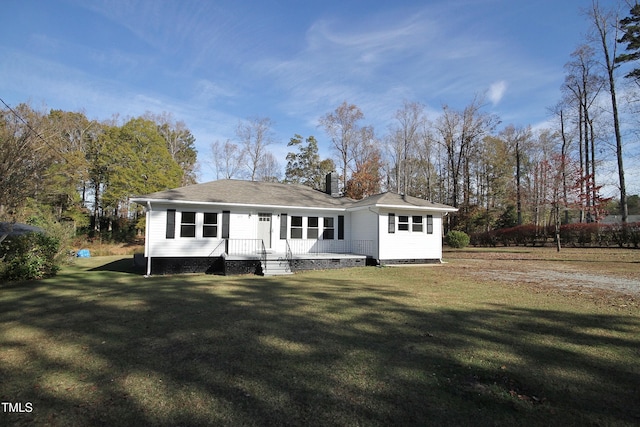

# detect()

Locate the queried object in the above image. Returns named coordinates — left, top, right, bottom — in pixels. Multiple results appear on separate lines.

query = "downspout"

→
left=145, top=201, right=152, bottom=277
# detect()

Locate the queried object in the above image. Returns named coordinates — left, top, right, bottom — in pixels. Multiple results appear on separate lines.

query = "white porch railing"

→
left=287, top=239, right=374, bottom=256
left=210, top=238, right=374, bottom=258
left=227, top=239, right=265, bottom=256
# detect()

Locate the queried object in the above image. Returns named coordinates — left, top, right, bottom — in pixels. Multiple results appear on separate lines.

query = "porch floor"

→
left=224, top=252, right=369, bottom=261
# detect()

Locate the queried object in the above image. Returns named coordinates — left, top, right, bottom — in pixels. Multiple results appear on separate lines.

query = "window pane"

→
left=203, top=226, right=218, bottom=237
left=308, top=216, right=319, bottom=239
left=388, top=213, right=395, bottom=233
left=181, top=225, right=196, bottom=238
left=323, top=217, right=334, bottom=240
left=412, top=215, right=423, bottom=232
left=291, top=216, right=302, bottom=239
left=180, top=212, right=196, bottom=237
left=398, top=215, right=409, bottom=231
left=427, top=215, right=433, bottom=234
left=204, top=213, right=217, bottom=224
left=182, top=212, right=196, bottom=224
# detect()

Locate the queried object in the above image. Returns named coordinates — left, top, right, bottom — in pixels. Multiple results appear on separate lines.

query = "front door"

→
left=258, top=213, right=272, bottom=249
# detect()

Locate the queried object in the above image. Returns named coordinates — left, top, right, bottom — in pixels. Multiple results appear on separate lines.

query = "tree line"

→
left=2, top=1, right=639, bottom=241
left=0, top=105, right=197, bottom=238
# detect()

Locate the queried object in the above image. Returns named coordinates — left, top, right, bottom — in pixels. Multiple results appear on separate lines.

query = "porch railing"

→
left=260, top=239, right=267, bottom=272
left=285, top=239, right=293, bottom=264
left=287, top=239, right=374, bottom=256
left=226, top=239, right=265, bottom=257
left=209, top=238, right=374, bottom=258
left=208, top=239, right=227, bottom=257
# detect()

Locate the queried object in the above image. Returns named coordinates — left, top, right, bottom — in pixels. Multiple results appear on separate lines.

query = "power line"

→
left=0, top=96, right=51, bottom=146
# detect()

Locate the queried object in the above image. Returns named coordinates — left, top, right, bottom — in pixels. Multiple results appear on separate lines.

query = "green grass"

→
left=1, top=255, right=639, bottom=426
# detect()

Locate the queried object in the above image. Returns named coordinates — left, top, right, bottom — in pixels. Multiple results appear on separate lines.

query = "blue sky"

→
left=1, top=0, right=636, bottom=193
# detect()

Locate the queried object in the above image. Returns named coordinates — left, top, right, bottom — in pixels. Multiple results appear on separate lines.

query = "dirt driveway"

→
left=443, top=247, right=640, bottom=300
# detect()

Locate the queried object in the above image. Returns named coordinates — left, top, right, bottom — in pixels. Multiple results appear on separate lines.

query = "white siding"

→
left=377, top=209, right=443, bottom=260
left=145, top=204, right=351, bottom=257
left=146, top=207, right=229, bottom=257
left=350, top=209, right=379, bottom=258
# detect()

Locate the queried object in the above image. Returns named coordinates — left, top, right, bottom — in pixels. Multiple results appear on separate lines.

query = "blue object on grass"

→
left=77, top=249, right=91, bottom=258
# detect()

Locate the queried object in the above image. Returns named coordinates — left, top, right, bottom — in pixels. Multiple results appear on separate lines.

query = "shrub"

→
left=0, top=233, right=60, bottom=282
left=446, top=230, right=470, bottom=249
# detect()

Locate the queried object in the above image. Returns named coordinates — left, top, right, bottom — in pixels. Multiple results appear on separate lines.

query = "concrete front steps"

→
left=261, top=258, right=292, bottom=276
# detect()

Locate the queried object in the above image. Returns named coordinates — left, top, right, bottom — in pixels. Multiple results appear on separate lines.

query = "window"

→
left=166, top=209, right=176, bottom=239
left=308, top=216, right=319, bottom=239
left=323, top=217, right=334, bottom=240
left=180, top=211, right=196, bottom=237
left=291, top=216, right=303, bottom=239
left=203, top=212, right=218, bottom=237
left=427, top=215, right=433, bottom=234
left=338, top=215, right=344, bottom=240
left=412, top=215, right=423, bottom=232
left=388, top=213, right=395, bottom=233
left=398, top=215, right=409, bottom=231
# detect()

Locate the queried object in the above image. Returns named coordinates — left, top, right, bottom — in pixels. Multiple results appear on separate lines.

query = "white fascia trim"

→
left=130, top=198, right=347, bottom=212
left=348, top=203, right=458, bottom=213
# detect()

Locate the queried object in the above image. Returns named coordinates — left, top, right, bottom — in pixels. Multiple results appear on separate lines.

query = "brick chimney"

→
left=325, top=172, right=340, bottom=197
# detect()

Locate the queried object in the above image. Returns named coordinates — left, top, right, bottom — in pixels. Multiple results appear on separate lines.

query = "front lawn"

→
left=1, top=254, right=639, bottom=426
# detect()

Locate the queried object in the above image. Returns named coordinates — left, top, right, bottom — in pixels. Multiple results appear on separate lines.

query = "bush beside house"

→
left=446, top=231, right=470, bottom=248
left=0, top=233, right=60, bottom=282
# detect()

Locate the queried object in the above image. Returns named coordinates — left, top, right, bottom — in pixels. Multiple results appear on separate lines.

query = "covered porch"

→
left=221, top=239, right=375, bottom=276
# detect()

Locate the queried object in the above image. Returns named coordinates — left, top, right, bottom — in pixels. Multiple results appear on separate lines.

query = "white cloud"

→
left=488, top=81, right=508, bottom=105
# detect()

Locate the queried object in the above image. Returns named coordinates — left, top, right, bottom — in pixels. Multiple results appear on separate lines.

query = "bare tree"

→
left=588, top=0, right=628, bottom=222
left=501, top=125, right=532, bottom=225
left=235, top=117, right=275, bottom=181
left=256, top=152, right=281, bottom=183
left=0, top=103, right=53, bottom=217
left=562, top=44, right=605, bottom=222
left=210, top=139, right=245, bottom=179
left=435, top=97, right=497, bottom=211
left=388, top=101, right=426, bottom=195
left=319, top=102, right=365, bottom=192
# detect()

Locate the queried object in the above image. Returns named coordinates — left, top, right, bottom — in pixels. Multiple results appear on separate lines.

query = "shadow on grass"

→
left=1, top=260, right=639, bottom=426
left=88, top=257, right=141, bottom=274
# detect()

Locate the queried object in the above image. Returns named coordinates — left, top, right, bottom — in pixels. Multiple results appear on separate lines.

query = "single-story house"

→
left=130, top=174, right=457, bottom=276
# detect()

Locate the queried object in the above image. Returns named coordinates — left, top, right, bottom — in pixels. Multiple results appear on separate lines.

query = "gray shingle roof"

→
left=348, top=192, right=457, bottom=211
left=132, top=180, right=351, bottom=209
left=131, top=179, right=457, bottom=212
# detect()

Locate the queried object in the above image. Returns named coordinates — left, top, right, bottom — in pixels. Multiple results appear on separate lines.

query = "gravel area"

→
left=443, top=247, right=640, bottom=299
left=479, top=268, right=640, bottom=296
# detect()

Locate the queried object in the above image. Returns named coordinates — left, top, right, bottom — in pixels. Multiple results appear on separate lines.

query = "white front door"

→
left=258, top=213, right=272, bottom=249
